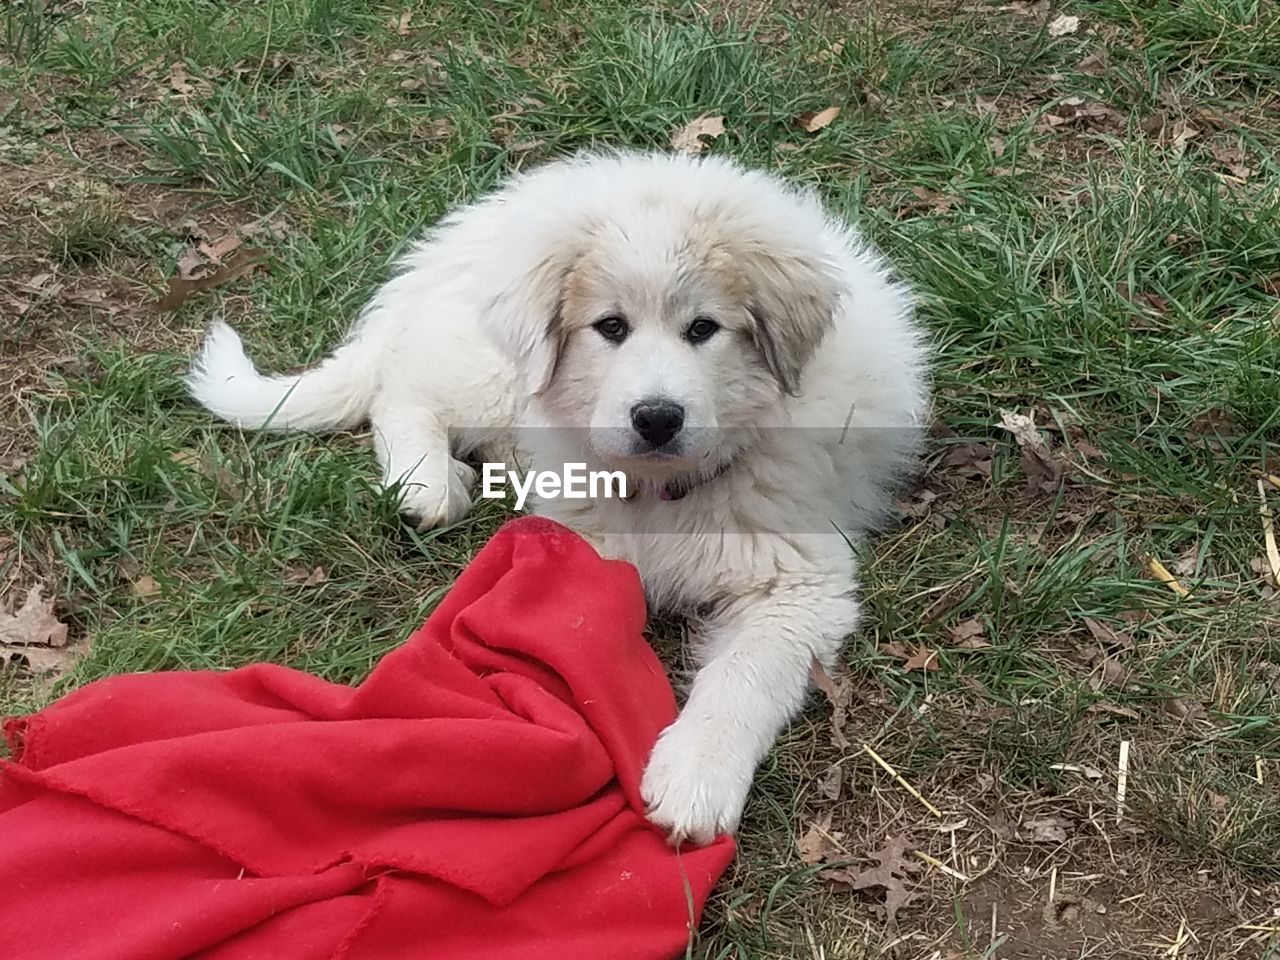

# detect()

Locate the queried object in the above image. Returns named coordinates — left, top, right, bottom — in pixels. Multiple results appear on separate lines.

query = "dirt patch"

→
left=0, top=130, right=268, bottom=469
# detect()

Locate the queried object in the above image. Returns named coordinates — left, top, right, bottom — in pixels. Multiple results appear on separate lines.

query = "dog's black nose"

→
left=630, top=400, right=685, bottom=448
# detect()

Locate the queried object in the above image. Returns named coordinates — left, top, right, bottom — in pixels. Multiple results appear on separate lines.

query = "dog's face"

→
left=486, top=168, right=841, bottom=478
left=539, top=227, right=786, bottom=474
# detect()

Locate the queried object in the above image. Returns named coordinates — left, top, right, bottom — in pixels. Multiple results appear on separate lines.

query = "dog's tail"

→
left=186, top=321, right=378, bottom=433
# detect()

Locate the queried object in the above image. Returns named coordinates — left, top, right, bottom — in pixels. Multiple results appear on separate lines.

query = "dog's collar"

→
left=624, top=459, right=734, bottom=503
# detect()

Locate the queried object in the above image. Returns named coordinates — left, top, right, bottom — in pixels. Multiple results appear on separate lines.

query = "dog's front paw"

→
left=397, top=460, right=477, bottom=530
left=640, top=720, right=751, bottom=846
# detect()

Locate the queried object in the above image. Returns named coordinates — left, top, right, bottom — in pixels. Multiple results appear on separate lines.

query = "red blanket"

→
left=0, top=517, right=734, bottom=960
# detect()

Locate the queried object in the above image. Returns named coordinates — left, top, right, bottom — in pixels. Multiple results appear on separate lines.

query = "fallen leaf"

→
left=1087, top=701, right=1140, bottom=720
left=797, top=812, right=844, bottom=865
left=3, top=645, right=72, bottom=676
left=879, top=641, right=910, bottom=661
left=1048, top=14, right=1080, bottom=36
left=1115, top=281, right=1170, bottom=315
left=810, top=660, right=852, bottom=750
left=157, top=246, right=269, bottom=311
left=1168, top=120, right=1200, bottom=151
left=796, top=106, right=840, bottom=133
left=1082, top=616, right=1134, bottom=653
left=168, top=61, right=195, bottom=96
left=393, top=10, right=412, bottom=35
left=1005, top=0, right=1049, bottom=21
left=897, top=185, right=958, bottom=220
left=1076, top=49, right=1109, bottom=76
left=1055, top=97, right=1127, bottom=132
left=1208, top=791, right=1228, bottom=811
left=821, top=835, right=916, bottom=925
left=198, top=233, right=243, bottom=265
left=0, top=586, right=68, bottom=647
left=1170, top=543, right=1199, bottom=578
left=1019, top=813, right=1069, bottom=844
left=1209, top=143, right=1253, bottom=180
left=818, top=763, right=843, bottom=802
left=939, top=440, right=994, bottom=481
left=1163, top=697, right=1207, bottom=723
left=170, top=448, right=242, bottom=497
left=1093, top=657, right=1130, bottom=689
left=975, top=95, right=999, bottom=116
left=670, top=113, right=725, bottom=155
left=1050, top=762, right=1103, bottom=780
left=286, top=566, right=328, bottom=587
left=999, top=409, right=1063, bottom=495
left=903, top=646, right=940, bottom=672
left=130, top=575, right=161, bottom=599
left=946, top=618, right=988, bottom=649
left=1251, top=555, right=1279, bottom=588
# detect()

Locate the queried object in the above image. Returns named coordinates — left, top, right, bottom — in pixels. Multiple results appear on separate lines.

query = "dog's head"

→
left=483, top=154, right=842, bottom=477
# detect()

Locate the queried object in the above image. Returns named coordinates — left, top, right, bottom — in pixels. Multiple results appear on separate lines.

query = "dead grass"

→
left=2, top=0, right=1278, bottom=957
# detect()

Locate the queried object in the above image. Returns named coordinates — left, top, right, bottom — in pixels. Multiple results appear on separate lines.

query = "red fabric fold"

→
left=0, top=516, right=734, bottom=960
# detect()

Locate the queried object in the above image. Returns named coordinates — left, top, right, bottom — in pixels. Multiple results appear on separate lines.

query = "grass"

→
left=2, top=0, right=1279, bottom=956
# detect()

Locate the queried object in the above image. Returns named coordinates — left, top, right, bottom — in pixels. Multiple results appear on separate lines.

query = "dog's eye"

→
left=593, top=315, right=630, bottom=344
left=685, top=316, right=721, bottom=345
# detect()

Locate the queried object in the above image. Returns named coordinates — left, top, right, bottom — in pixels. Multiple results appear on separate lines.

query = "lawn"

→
left=2, top=0, right=1279, bottom=956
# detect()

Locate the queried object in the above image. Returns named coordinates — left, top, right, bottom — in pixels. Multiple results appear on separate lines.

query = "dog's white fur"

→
left=188, top=151, right=929, bottom=844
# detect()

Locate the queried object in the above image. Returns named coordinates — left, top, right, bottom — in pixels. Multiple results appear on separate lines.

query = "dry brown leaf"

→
left=797, top=812, right=844, bottom=865
left=1093, top=657, right=1130, bottom=689
left=1209, top=143, right=1253, bottom=180
left=1168, top=120, right=1200, bottom=151
left=898, top=186, right=958, bottom=220
left=157, top=246, right=269, bottom=311
left=939, top=440, right=994, bottom=481
left=1170, top=543, right=1199, bottom=578
left=2, top=644, right=72, bottom=676
left=810, top=661, right=852, bottom=750
left=168, top=61, right=195, bottom=96
left=176, top=245, right=207, bottom=281
left=947, top=618, right=990, bottom=650
left=286, top=566, right=329, bottom=587
left=796, top=106, right=840, bottom=133
left=1082, top=616, right=1134, bottom=652
left=1087, top=701, right=1140, bottom=720
left=0, top=586, right=68, bottom=647
left=999, top=409, right=1063, bottom=495
left=820, top=835, right=916, bottom=925
left=1163, top=697, right=1207, bottom=723
left=1005, top=0, right=1049, bottom=21
left=879, top=641, right=910, bottom=661
left=818, top=763, right=843, bottom=802
left=974, top=95, right=999, bottom=116
left=198, top=233, right=243, bottom=265
left=1048, top=14, right=1080, bottom=36
left=1019, top=813, right=1069, bottom=844
left=902, top=646, right=940, bottom=672
left=170, top=448, right=242, bottom=497
left=395, top=10, right=412, bottom=35
left=1115, top=281, right=1169, bottom=315
left=670, top=114, right=726, bottom=155
left=130, top=575, right=161, bottom=599
left=1076, top=49, right=1109, bottom=76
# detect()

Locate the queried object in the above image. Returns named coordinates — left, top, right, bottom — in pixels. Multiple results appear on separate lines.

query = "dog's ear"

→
left=738, top=248, right=839, bottom=396
left=485, top=254, right=575, bottom=397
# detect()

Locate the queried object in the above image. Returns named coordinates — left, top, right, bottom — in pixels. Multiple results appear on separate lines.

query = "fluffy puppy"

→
left=188, top=150, right=929, bottom=843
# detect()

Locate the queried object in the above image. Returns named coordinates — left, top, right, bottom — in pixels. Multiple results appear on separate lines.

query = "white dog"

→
left=188, top=150, right=929, bottom=844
